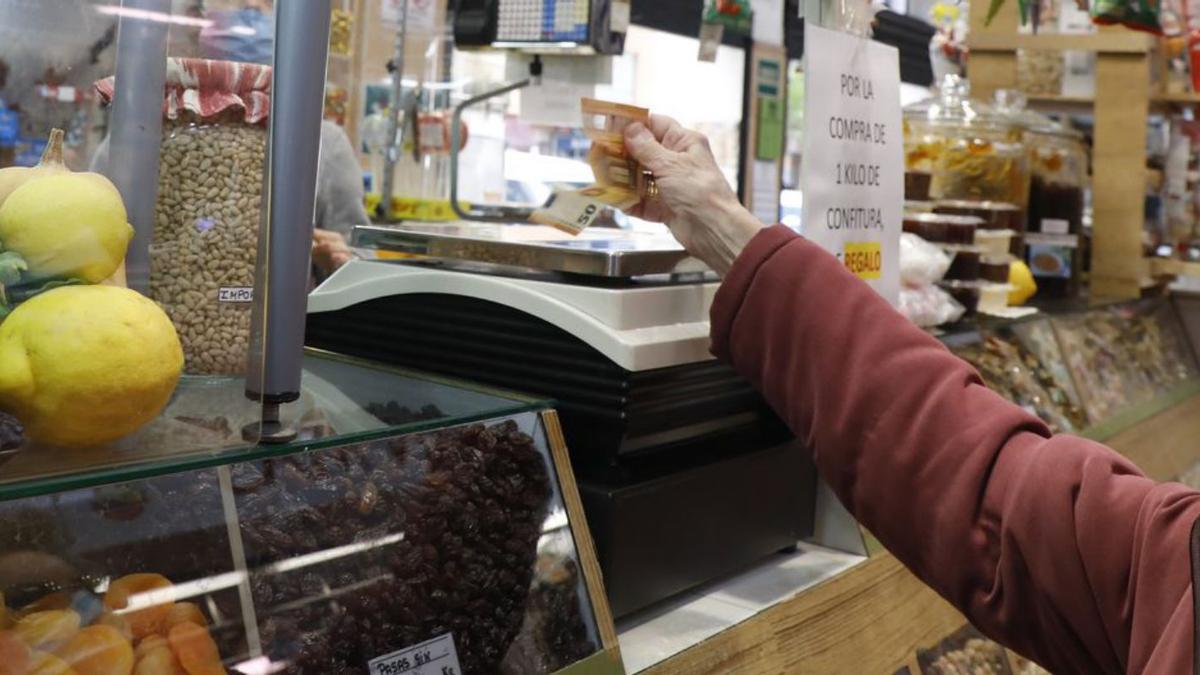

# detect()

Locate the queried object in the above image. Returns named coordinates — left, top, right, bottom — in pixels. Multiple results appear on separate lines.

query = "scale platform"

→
left=352, top=221, right=706, bottom=278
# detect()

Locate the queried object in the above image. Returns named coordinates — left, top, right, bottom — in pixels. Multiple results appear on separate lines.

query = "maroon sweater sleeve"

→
left=711, top=225, right=1200, bottom=674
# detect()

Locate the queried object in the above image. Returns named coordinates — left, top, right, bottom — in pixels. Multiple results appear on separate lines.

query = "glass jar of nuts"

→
left=98, top=58, right=271, bottom=376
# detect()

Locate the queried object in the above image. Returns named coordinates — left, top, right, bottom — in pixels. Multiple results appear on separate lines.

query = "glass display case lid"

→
left=0, top=350, right=550, bottom=500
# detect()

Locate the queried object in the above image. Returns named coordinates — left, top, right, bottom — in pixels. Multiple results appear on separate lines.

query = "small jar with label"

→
left=943, top=245, right=983, bottom=281
left=981, top=255, right=1012, bottom=283
left=903, top=213, right=982, bottom=245
left=1026, top=125, right=1087, bottom=236
left=932, top=200, right=1022, bottom=231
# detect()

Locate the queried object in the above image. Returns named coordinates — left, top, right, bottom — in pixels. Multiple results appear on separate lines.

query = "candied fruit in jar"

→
left=103, top=575, right=174, bottom=640
left=167, top=623, right=223, bottom=675
left=0, top=629, right=32, bottom=675
left=57, top=625, right=134, bottom=675
left=133, top=645, right=185, bottom=675
left=14, top=610, right=81, bottom=651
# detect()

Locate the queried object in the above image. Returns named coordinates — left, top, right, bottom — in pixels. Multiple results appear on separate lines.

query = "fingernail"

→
left=625, top=122, right=647, bottom=140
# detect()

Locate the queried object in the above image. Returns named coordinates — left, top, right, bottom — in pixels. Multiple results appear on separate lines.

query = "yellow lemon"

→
left=1008, top=260, right=1037, bottom=305
left=0, top=286, right=183, bottom=448
left=0, top=129, right=70, bottom=209
left=0, top=172, right=132, bottom=284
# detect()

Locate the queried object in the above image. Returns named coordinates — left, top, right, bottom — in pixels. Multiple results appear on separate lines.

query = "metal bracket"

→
left=449, top=57, right=544, bottom=223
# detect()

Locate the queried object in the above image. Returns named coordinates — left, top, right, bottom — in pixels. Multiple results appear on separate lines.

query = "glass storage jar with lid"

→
left=993, top=89, right=1087, bottom=297
left=992, top=90, right=1086, bottom=235
left=903, top=75, right=1031, bottom=209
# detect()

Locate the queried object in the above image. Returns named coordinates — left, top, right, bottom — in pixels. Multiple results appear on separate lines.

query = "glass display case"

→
left=0, top=350, right=622, bottom=674
left=944, top=323, right=1086, bottom=434
left=943, top=299, right=1200, bottom=432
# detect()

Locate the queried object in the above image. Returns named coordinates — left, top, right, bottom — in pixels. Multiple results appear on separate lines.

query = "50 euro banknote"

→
left=531, top=98, right=653, bottom=235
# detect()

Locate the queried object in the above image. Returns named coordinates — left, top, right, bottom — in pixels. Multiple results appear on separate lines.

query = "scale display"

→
left=497, top=0, right=591, bottom=43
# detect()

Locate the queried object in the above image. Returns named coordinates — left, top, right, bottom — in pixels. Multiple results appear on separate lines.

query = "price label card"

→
left=217, top=287, right=254, bottom=303
left=369, top=633, right=462, bottom=675
left=800, top=24, right=902, bottom=304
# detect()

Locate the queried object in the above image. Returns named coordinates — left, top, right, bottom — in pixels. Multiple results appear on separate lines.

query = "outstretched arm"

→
left=625, top=117, right=1200, bottom=674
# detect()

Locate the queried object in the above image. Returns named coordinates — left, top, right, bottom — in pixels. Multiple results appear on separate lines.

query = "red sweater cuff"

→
left=710, top=224, right=801, bottom=361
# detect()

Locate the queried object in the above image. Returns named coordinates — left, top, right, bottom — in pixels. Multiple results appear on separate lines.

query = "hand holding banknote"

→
left=623, top=115, right=763, bottom=276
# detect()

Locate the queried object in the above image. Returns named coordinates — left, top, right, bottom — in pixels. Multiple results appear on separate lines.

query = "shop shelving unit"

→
left=967, top=3, right=1154, bottom=300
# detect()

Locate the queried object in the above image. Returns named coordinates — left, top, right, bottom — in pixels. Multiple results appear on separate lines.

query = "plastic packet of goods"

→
left=900, top=232, right=954, bottom=286
left=900, top=284, right=966, bottom=327
left=531, top=98, right=651, bottom=235
left=1091, top=0, right=1163, bottom=33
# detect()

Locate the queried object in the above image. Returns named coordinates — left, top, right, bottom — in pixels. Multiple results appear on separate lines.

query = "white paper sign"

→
left=752, top=0, right=785, bottom=46
left=800, top=24, right=902, bottom=305
left=752, top=160, right=781, bottom=224
left=369, top=633, right=462, bottom=675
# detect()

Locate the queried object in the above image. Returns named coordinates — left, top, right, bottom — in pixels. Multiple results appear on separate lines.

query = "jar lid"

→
left=904, top=212, right=986, bottom=226
left=903, top=74, right=1012, bottom=132
left=934, top=199, right=1021, bottom=213
left=993, top=89, right=1084, bottom=139
left=942, top=243, right=985, bottom=254
left=95, top=58, right=273, bottom=125
left=974, top=229, right=1017, bottom=239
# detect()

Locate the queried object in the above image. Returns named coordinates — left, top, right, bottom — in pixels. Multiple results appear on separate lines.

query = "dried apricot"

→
left=166, top=623, right=224, bottom=675
left=103, top=575, right=174, bottom=640
left=20, top=593, right=71, bottom=615
left=27, top=652, right=78, bottom=675
left=56, top=625, right=133, bottom=675
left=96, top=613, right=133, bottom=642
left=133, top=645, right=185, bottom=675
left=134, top=636, right=168, bottom=661
left=13, top=610, right=81, bottom=651
left=0, top=592, right=12, bottom=629
left=161, top=604, right=206, bottom=632
left=0, top=629, right=32, bottom=675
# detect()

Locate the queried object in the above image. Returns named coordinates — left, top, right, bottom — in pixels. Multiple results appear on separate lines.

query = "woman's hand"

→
left=312, top=229, right=354, bottom=276
left=623, top=115, right=764, bottom=275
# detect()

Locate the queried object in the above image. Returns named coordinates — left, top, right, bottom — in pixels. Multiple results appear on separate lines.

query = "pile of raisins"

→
left=233, top=420, right=551, bottom=674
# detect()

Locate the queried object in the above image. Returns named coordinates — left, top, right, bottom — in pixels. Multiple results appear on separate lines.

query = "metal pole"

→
left=244, top=0, right=333, bottom=442
left=106, top=0, right=170, bottom=294
left=379, top=1, right=409, bottom=219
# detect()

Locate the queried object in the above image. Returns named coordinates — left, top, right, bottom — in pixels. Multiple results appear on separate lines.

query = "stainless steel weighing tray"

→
left=353, top=222, right=702, bottom=277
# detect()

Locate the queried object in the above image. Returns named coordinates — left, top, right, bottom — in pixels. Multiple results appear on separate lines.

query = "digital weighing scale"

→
left=307, top=222, right=816, bottom=616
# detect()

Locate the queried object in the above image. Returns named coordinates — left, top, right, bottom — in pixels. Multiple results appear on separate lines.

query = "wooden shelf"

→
left=642, top=553, right=967, bottom=675
left=1155, top=92, right=1200, bottom=105
left=1150, top=257, right=1200, bottom=278
left=968, top=31, right=1154, bottom=54
left=1026, top=94, right=1097, bottom=114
